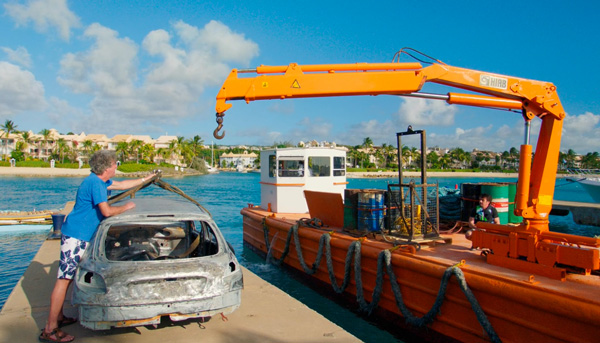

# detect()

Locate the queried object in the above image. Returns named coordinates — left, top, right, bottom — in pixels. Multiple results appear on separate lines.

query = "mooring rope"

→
left=261, top=218, right=501, bottom=343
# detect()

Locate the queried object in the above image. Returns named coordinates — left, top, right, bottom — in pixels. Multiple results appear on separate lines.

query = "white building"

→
left=219, top=151, right=258, bottom=168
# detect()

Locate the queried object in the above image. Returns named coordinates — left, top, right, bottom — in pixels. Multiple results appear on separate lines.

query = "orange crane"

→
left=214, top=48, right=599, bottom=280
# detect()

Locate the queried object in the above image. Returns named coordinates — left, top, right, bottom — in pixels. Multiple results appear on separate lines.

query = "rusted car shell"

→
left=72, top=198, right=243, bottom=330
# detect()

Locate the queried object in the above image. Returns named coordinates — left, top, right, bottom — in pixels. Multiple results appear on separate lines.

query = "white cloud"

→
left=396, top=97, right=457, bottom=126
left=1, top=46, right=32, bottom=68
left=4, top=0, right=81, bottom=41
left=58, top=23, right=138, bottom=96
left=561, top=112, right=600, bottom=154
left=0, top=61, right=46, bottom=116
left=55, top=21, right=259, bottom=135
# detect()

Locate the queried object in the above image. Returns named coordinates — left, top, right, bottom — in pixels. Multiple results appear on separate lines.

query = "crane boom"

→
left=214, top=56, right=565, bottom=233
left=214, top=50, right=600, bottom=280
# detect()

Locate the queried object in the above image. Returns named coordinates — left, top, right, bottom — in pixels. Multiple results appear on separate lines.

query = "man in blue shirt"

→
left=40, top=150, right=151, bottom=343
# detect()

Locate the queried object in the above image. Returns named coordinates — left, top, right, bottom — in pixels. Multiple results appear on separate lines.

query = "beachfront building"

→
left=219, top=151, right=258, bottom=168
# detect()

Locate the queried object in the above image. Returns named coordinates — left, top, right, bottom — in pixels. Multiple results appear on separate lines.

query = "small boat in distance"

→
left=236, top=162, right=246, bottom=173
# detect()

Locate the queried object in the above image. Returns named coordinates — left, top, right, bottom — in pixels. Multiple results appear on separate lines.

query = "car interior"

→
left=104, top=220, right=219, bottom=261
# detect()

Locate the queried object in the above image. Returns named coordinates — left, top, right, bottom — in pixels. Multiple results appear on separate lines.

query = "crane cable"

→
left=107, top=171, right=212, bottom=217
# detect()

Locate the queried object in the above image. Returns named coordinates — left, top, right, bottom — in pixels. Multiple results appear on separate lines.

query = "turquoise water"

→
left=1, top=172, right=598, bottom=342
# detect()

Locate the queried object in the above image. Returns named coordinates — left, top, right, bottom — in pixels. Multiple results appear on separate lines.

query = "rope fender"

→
left=261, top=217, right=500, bottom=343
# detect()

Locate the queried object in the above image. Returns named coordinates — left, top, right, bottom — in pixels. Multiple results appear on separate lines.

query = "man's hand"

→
left=99, top=201, right=136, bottom=217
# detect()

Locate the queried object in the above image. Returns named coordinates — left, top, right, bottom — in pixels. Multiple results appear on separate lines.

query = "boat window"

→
left=308, top=156, right=330, bottom=177
left=103, top=220, right=219, bottom=261
left=334, top=156, right=346, bottom=176
left=268, top=155, right=276, bottom=177
left=278, top=159, right=304, bottom=177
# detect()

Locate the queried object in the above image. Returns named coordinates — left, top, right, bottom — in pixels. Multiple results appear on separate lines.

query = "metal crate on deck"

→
left=386, top=182, right=439, bottom=242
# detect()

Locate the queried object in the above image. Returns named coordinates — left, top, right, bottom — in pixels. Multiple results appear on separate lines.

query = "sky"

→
left=1, top=0, right=599, bottom=154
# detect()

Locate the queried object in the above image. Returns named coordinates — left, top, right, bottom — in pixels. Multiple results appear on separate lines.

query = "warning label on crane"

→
left=291, top=80, right=301, bottom=89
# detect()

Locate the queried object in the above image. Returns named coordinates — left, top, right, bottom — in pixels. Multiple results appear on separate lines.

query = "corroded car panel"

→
left=72, top=198, right=243, bottom=330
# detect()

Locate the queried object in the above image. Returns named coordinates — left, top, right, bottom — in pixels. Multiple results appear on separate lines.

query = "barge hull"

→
left=242, top=206, right=600, bottom=343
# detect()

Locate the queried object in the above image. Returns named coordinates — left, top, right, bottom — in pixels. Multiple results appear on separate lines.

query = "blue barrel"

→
left=358, top=190, right=385, bottom=232
left=51, top=214, right=66, bottom=233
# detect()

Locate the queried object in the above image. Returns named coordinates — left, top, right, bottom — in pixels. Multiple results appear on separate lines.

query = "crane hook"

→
left=213, top=112, right=226, bottom=139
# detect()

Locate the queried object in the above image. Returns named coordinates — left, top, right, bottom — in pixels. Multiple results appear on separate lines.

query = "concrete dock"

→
left=0, top=239, right=360, bottom=342
left=552, top=200, right=600, bottom=226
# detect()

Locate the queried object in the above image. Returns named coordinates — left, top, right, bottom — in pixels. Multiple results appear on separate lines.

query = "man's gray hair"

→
left=89, top=150, right=117, bottom=175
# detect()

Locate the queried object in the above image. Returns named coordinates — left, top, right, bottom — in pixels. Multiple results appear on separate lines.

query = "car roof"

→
left=106, top=197, right=211, bottom=221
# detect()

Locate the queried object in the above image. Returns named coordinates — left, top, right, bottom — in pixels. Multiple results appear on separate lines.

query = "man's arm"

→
left=492, top=207, right=500, bottom=224
left=108, top=171, right=158, bottom=190
left=468, top=217, right=477, bottom=230
left=108, top=178, right=146, bottom=191
left=98, top=201, right=135, bottom=217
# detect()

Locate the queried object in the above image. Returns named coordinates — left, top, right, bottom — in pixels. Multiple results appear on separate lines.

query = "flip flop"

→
left=58, top=317, right=77, bottom=328
left=39, top=328, right=74, bottom=343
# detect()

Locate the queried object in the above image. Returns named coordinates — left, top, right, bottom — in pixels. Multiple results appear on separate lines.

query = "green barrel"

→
left=506, top=182, right=522, bottom=223
left=481, top=183, right=509, bottom=224
left=460, top=183, right=481, bottom=221
left=344, top=189, right=360, bottom=230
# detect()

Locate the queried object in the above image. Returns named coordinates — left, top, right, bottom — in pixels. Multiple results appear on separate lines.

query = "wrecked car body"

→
left=72, top=197, right=243, bottom=330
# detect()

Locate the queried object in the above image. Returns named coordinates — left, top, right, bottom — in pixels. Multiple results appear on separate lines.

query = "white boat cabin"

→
left=260, top=147, right=347, bottom=213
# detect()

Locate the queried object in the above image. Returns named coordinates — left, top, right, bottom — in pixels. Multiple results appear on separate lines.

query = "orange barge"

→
left=237, top=147, right=600, bottom=343
left=212, top=51, right=600, bottom=342
left=242, top=205, right=600, bottom=343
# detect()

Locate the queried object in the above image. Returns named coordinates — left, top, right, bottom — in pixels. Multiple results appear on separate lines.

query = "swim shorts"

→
left=58, top=235, right=88, bottom=280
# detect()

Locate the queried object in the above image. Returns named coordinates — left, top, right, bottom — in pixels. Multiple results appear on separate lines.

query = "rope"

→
left=107, top=172, right=212, bottom=217
left=261, top=218, right=501, bottom=342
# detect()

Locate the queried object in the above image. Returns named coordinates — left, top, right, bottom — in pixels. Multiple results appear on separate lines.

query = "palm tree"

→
left=116, top=141, right=129, bottom=162
left=509, top=147, right=519, bottom=169
left=140, top=143, right=156, bottom=163
left=81, top=140, right=94, bottom=158
left=565, top=149, right=577, bottom=169
left=129, top=140, right=143, bottom=163
left=38, top=128, right=51, bottom=160
left=20, top=131, right=31, bottom=159
left=427, top=151, right=440, bottom=169
left=381, top=143, right=395, bottom=169
left=581, top=152, right=600, bottom=169
left=56, top=138, right=68, bottom=163
left=188, top=135, right=204, bottom=157
left=439, top=153, right=452, bottom=170
left=1, top=120, right=18, bottom=160
left=347, top=146, right=360, bottom=168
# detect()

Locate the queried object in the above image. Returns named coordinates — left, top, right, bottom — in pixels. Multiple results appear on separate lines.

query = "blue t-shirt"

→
left=61, top=173, right=113, bottom=242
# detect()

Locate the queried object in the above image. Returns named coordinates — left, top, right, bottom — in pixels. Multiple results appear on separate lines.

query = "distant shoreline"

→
left=0, top=166, right=196, bottom=178
left=0, top=166, right=576, bottom=179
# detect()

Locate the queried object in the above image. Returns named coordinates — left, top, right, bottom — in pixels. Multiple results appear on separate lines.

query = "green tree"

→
left=82, top=140, right=94, bottom=158
left=56, top=138, right=68, bottom=163
left=188, top=135, right=204, bottom=157
left=20, top=131, right=31, bottom=159
left=1, top=120, right=18, bottom=160
left=581, top=152, right=600, bottom=169
left=38, top=128, right=52, bottom=160
left=140, top=143, right=156, bottom=163
left=116, top=141, right=129, bottom=162
left=427, top=151, right=440, bottom=169
left=564, top=149, right=577, bottom=169
left=129, top=140, right=143, bottom=163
